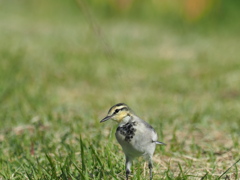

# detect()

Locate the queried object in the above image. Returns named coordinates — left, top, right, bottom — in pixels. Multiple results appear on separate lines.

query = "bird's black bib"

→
left=117, top=122, right=137, bottom=142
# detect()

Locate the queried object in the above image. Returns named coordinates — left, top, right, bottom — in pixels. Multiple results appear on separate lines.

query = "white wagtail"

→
left=100, top=103, right=165, bottom=180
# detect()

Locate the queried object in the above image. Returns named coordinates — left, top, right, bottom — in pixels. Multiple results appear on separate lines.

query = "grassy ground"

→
left=0, top=2, right=240, bottom=180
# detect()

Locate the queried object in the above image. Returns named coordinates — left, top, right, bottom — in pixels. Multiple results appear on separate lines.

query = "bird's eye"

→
left=115, top=109, right=119, bottom=114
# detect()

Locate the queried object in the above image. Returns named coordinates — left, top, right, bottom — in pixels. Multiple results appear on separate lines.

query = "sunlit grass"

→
left=0, top=2, right=240, bottom=179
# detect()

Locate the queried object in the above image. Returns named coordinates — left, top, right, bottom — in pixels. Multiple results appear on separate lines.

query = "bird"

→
left=100, top=103, right=165, bottom=180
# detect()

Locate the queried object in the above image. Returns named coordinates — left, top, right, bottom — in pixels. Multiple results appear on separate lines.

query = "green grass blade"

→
left=218, top=158, right=240, bottom=179
left=45, top=153, right=58, bottom=179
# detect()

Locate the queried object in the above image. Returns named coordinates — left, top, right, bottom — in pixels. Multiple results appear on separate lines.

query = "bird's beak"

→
left=155, top=141, right=166, bottom=145
left=100, top=115, right=112, bottom=123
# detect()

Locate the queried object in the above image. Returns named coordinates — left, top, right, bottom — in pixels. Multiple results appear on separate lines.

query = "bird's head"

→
left=100, top=103, right=132, bottom=123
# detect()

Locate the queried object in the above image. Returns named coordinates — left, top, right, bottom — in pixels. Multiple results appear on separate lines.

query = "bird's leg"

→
left=148, top=159, right=153, bottom=180
left=125, top=156, right=132, bottom=180
left=126, top=169, right=130, bottom=180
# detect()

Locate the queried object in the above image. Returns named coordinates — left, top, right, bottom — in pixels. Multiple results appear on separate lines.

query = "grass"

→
left=0, top=1, right=240, bottom=179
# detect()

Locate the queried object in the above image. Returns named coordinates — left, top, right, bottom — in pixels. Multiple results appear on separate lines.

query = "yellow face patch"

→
left=111, top=110, right=129, bottom=122
left=107, top=104, right=130, bottom=123
left=100, top=103, right=132, bottom=124
left=108, top=105, right=126, bottom=115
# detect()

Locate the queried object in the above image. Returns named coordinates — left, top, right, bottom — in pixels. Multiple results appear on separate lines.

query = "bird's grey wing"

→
left=136, top=116, right=166, bottom=145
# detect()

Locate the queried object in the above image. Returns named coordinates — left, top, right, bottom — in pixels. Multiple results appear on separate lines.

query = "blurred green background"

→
left=0, top=0, right=240, bottom=179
